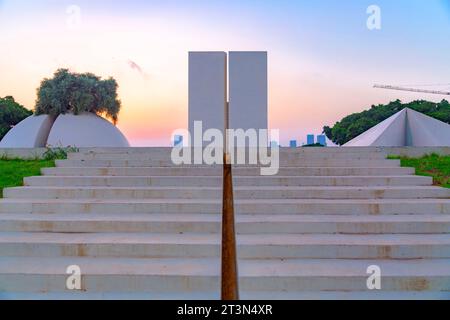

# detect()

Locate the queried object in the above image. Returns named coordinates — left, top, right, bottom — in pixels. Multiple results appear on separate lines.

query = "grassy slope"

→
left=0, top=159, right=55, bottom=197
left=389, top=154, right=450, bottom=188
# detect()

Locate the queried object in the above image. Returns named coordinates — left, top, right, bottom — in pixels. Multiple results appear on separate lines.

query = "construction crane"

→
left=374, top=84, right=450, bottom=96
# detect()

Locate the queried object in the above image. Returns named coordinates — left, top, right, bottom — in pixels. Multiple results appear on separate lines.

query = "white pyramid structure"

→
left=344, top=108, right=450, bottom=147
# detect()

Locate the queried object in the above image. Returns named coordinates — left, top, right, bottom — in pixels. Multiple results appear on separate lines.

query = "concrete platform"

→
left=41, top=166, right=416, bottom=176
left=67, top=152, right=388, bottom=161
left=3, top=290, right=448, bottom=300
left=25, top=175, right=432, bottom=187
left=1, top=213, right=449, bottom=234
left=0, top=257, right=449, bottom=296
left=55, top=159, right=402, bottom=168
left=1, top=198, right=449, bottom=215
left=5, top=186, right=450, bottom=200
left=1, top=232, right=450, bottom=259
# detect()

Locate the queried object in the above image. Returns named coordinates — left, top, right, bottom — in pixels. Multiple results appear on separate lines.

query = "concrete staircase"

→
left=0, top=147, right=449, bottom=300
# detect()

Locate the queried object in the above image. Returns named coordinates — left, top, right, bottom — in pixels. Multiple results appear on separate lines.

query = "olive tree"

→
left=35, top=69, right=121, bottom=124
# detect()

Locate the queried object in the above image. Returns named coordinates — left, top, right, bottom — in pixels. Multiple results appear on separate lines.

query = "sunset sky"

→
left=1, top=0, right=449, bottom=146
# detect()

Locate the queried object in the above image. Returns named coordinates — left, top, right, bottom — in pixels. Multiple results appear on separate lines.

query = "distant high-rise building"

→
left=317, top=135, right=327, bottom=146
left=289, top=140, right=297, bottom=148
left=174, top=135, right=183, bottom=147
left=270, top=141, right=279, bottom=148
left=307, top=134, right=315, bottom=145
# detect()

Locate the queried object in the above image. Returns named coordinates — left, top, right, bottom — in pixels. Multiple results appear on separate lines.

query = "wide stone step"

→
left=72, top=147, right=389, bottom=154
left=1, top=213, right=449, bottom=234
left=25, top=175, right=432, bottom=187
left=41, top=166, right=415, bottom=176
left=3, top=290, right=448, bottom=300
left=0, top=257, right=449, bottom=294
left=55, top=159, right=401, bottom=168
left=240, top=291, right=450, bottom=300
left=5, top=186, right=450, bottom=200
left=1, top=199, right=448, bottom=215
left=69, top=148, right=388, bottom=158
left=68, top=152, right=388, bottom=161
left=0, top=232, right=449, bottom=259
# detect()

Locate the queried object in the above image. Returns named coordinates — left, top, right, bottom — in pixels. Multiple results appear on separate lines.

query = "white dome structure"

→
left=47, top=113, right=129, bottom=148
left=0, top=112, right=129, bottom=148
left=0, top=115, right=55, bottom=148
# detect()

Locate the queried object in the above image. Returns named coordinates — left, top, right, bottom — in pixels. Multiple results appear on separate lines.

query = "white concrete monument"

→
left=344, top=108, right=450, bottom=147
left=188, top=51, right=268, bottom=147
left=229, top=51, right=268, bottom=131
left=47, top=113, right=130, bottom=147
left=0, top=112, right=129, bottom=148
left=188, top=52, right=227, bottom=139
left=0, top=115, right=55, bottom=148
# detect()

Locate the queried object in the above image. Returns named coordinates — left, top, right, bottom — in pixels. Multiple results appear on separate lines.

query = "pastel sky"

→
left=1, top=0, right=449, bottom=146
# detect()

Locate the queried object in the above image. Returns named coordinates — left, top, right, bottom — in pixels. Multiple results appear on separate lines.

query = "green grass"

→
left=0, top=159, right=55, bottom=197
left=388, top=154, right=450, bottom=188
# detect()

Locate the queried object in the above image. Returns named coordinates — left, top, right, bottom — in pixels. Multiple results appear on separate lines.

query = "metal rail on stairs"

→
left=221, top=102, right=239, bottom=300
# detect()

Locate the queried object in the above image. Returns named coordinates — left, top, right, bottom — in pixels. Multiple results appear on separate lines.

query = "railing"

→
left=221, top=102, right=239, bottom=300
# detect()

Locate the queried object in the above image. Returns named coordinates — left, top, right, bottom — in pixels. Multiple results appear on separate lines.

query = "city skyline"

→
left=1, top=0, right=449, bottom=146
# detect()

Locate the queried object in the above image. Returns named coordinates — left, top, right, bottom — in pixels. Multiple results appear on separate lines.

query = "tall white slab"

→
left=188, top=52, right=227, bottom=143
left=229, top=51, right=268, bottom=131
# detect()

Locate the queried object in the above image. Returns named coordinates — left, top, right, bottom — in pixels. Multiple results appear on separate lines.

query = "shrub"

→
left=43, top=145, right=79, bottom=160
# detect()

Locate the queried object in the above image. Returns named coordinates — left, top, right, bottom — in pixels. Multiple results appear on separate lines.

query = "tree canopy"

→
left=35, top=69, right=121, bottom=123
left=0, top=96, right=33, bottom=141
left=323, top=99, right=450, bottom=145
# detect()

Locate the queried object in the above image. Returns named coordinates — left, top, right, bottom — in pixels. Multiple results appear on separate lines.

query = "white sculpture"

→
left=344, top=108, right=450, bottom=147
left=188, top=51, right=268, bottom=147
left=47, top=113, right=129, bottom=148
left=0, top=115, right=55, bottom=148
left=0, top=112, right=129, bottom=148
